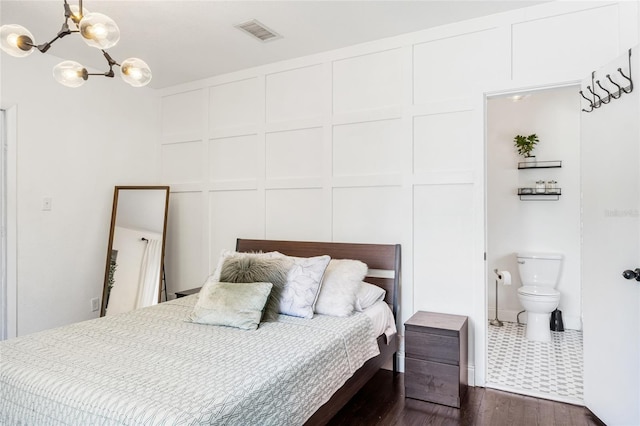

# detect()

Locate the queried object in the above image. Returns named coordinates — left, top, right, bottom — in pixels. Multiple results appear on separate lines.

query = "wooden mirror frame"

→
left=100, top=186, right=170, bottom=317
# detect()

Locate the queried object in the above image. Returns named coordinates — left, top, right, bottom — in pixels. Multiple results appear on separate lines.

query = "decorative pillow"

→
left=315, top=259, right=367, bottom=317
left=188, top=281, right=273, bottom=330
left=275, top=254, right=331, bottom=318
left=209, top=249, right=278, bottom=283
left=355, top=281, right=386, bottom=312
left=219, top=254, right=292, bottom=321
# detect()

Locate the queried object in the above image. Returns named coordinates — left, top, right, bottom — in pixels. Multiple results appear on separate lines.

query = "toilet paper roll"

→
left=497, top=270, right=512, bottom=286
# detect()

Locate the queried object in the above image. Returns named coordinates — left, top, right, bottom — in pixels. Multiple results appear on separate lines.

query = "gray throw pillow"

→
left=219, top=255, right=292, bottom=321
left=188, top=281, right=273, bottom=330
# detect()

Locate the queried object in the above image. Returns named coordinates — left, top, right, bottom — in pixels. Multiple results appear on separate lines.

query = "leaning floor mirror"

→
left=101, top=186, right=170, bottom=317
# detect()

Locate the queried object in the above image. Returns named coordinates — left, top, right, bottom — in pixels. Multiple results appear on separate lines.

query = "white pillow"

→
left=315, top=259, right=367, bottom=317
left=209, top=249, right=234, bottom=282
left=355, top=281, right=386, bottom=312
left=276, top=254, right=331, bottom=319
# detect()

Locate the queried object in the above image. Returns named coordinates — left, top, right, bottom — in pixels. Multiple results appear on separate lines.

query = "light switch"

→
left=42, top=197, right=52, bottom=211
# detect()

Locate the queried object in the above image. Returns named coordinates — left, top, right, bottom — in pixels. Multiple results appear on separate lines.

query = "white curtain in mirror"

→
left=136, top=238, right=162, bottom=309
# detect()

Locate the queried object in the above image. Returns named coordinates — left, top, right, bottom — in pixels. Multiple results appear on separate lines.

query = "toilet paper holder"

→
left=490, top=269, right=504, bottom=327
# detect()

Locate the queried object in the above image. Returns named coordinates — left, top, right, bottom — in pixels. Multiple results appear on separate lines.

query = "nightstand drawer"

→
left=405, top=330, right=460, bottom=364
left=405, top=357, right=461, bottom=407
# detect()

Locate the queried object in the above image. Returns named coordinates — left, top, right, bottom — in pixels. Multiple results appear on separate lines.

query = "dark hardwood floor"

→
left=327, top=370, right=603, bottom=426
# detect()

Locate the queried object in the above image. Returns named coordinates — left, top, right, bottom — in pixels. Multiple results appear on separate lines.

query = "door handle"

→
left=622, top=268, right=640, bottom=281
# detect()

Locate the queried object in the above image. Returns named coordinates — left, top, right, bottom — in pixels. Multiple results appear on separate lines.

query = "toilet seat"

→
left=518, top=285, right=560, bottom=297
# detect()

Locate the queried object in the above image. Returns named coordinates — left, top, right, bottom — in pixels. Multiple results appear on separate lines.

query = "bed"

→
left=0, top=238, right=400, bottom=425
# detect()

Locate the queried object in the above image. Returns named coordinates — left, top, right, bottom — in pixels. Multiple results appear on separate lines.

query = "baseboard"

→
left=488, top=309, right=582, bottom=330
left=487, top=308, right=522, bottom=324
left=467, top=365, right=475, bottom=386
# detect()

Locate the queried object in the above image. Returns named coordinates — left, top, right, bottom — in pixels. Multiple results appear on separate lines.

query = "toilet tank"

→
left=516, top=252, right=564, bottom=287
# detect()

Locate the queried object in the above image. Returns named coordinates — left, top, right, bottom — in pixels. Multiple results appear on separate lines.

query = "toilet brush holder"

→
left=490, top=271, right=503, bottom=327
left=550, top=309, right=564, bottom=332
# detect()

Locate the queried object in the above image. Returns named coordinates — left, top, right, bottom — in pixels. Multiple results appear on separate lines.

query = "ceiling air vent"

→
left=235, top=19, right=281, bottom=42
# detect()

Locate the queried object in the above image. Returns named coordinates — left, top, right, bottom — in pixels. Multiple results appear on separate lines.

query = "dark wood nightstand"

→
left=175, top=287, right=201, bottom=298
left=404, top=311, right=468, bottom=408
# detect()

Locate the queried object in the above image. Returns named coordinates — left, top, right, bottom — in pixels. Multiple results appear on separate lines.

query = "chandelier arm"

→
left=85, top=50, right=121, bottom=79
left=35, top=22, right=77, bottom=53
left=63, top=0, right=82, bottom=25
left=85, top=72, right=115, bottom=78
left=102, top=50, right=120, bottom=67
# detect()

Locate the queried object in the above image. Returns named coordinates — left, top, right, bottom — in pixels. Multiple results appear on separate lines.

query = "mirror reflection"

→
left=101, top=186, right=170, bottom=316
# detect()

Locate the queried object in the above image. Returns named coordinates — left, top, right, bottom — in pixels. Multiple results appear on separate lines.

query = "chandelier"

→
left=0, top=0, right=152, bottom=88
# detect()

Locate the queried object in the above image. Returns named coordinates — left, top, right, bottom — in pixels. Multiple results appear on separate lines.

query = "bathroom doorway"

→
left=485, top=85, right=584, bottom=405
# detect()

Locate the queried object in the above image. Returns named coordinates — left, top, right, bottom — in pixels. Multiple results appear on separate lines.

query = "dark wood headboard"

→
left=236, top=238, right=401, bottom=319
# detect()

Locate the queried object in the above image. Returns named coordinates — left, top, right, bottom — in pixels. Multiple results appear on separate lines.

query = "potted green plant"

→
left=514, top=133, right=539, bottom=163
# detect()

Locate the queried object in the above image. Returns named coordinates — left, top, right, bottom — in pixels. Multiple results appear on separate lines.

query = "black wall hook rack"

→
left=580, top=48, right=633, bottom=113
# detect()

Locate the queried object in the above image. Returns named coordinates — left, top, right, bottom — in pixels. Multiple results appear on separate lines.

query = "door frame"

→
left=476, top=79, right=580, bottom=389
left=1, top=105, right=18, bottom=340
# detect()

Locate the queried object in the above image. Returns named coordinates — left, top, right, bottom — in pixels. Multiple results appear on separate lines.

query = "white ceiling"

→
left=1, top=1, right=547, bottom=89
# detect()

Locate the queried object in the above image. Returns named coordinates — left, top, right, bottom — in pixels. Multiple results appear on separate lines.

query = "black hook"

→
left=605, top=74, right=623, bottom=99
left=579, top=91, right=594, bottom=112
left=579, top=90, right=594, bottom=112
left=618, top=67, right=633, bottom=94
left=619, top=48, right=634, bottom=94
left=595, top=80, right=611, bottom=104
left=587, top=85, right=602, bottom=108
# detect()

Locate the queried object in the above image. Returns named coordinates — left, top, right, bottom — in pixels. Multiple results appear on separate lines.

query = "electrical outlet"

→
left=91, top=297, right=100, bottom=312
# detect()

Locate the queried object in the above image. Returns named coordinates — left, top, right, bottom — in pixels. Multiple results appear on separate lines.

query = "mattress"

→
left=362, top=300, right=397, bottom=343
left=0, top=296, right=381, bottom=425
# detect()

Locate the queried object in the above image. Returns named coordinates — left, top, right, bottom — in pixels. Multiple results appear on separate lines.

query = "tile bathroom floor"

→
left=487, top=321, right=584, bottom=405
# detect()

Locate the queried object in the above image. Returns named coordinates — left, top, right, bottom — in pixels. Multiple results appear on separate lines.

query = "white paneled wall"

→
left=333, top=119, right=403, bottom=176
left=413, top=28, right=508, bottom=103
left=159, top=1, right=638, bottom=384
left=413, top=110, right=474, bottom=173
left=266, top=128, right=323, bottom=179
left=209, top=78, right=260, bottom=132
left=512, top=5, right=620, bottom=81
left=413, top=184, right=475, bottom=313
left=161, top=141, right=203, bottom=184
left=333, top=49, right=403, bottom=114
left=266, top=65, right=324, bottom=123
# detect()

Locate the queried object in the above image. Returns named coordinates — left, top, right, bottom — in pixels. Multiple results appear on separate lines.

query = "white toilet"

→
left=516, top=252, right=563, bottom=342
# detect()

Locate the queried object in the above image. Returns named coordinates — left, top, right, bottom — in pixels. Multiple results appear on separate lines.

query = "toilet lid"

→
left=518, top=285, right=560, bottom=296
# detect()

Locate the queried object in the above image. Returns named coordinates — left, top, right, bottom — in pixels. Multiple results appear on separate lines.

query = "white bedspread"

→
left=0, top=296, right=380, bottom=425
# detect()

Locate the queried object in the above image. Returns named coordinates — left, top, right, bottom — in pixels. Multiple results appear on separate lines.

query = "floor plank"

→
left=327, top=370, right=601, bottom=426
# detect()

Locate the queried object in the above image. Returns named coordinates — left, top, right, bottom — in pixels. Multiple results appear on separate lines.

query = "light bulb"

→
left=0, top=24, right=35, bottom=57
left=53, top=61, right=88, bottom=88
left=120, top=58, right=152, bottom=87
left=79, top=12, right=120, bottom=49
